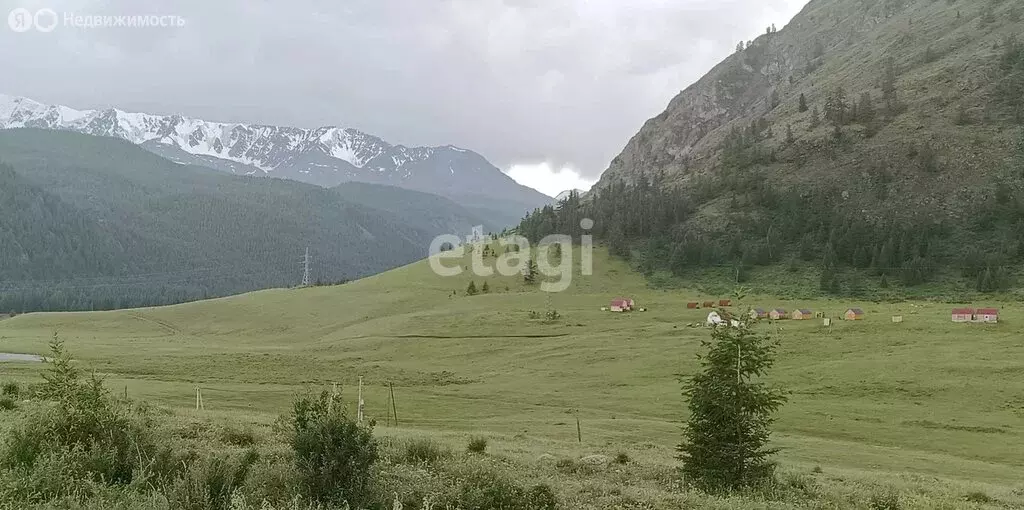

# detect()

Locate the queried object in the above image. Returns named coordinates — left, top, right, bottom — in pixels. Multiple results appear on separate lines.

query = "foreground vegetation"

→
left=1, top=247, right=1023, bottom=507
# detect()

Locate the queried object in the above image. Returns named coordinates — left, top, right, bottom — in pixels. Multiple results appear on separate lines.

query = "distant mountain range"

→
left=0, top=94, right=550, bottom=224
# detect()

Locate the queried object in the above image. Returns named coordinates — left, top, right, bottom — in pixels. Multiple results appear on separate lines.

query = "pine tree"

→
left=823, top=87, right=848, bottom=125
left=798, top=93, right=808, bottom=113
left=809, top=106, right=821, bottom=129
left=466, top=281, right=478, bottom=296
left=523, top=258, right=539, bottom=284
left=678, top=313, right=787, bottom=492
left=785, top=124, right=795, bottom=144
left=481, top=281, right=490, bottom=293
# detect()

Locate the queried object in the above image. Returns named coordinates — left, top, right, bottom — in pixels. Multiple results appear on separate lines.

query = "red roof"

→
left=611, top=298, right=631, bottom=306
left=951, top=308, right=974, bottom=315
left=977, top=308, right=999, bottom=315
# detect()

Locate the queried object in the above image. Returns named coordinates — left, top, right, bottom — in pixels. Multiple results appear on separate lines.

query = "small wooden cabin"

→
left=702, top=301, right=715, bottom=308
left=686, top=302, right=699, bottom=309
left=718, top=299, right=732, bottom=307
left=750, top=308, right=768, bottom=319
left=791, top=309, right=813, bottom=320
left=845, top=308, right=865, bottom=320
left=610, top=298, right=635, bottom=312
left=769, top=308, right=787, bottom=320
left=951, top=308, right=974, bottom=323
left=975, top=308, right=999, bottom=323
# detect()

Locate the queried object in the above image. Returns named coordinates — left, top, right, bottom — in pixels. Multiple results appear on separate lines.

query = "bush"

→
left=165, top=449, right=259, bottom=510
left=455, top=471, right=557, bottom=510
left=1, top=339, right=162, bottom=496
left=290, top=390, right=378, bottom=508
left=0, top=395, right=15, bottom=411
left=220, top=425, right=257, bottom=447
left=964, top=491, right=992, bottom=503
left=614, top=452, right=630, bottom=465
left=869, top=491, right=901, bottom=510
left=467, top=437, right=488, bottom=454
left=403, top=438, right=449, bottom=464
left=2, top=380, right=19, bottom=397
left=240, top=455, right=301, bottom=507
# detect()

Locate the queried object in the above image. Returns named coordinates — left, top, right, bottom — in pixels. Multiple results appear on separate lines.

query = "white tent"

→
left=706, top=311, right=724, bottom=326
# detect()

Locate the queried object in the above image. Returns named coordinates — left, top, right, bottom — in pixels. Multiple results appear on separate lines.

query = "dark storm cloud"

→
left=1, top=0, right=807, bottom=184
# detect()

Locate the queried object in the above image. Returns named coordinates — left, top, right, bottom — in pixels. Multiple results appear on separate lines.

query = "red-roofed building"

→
left=975, top=308, right=999, bottom=323
left=951, top=308, right=974, bottom=323
left=610, top=298, right=635, bottom=312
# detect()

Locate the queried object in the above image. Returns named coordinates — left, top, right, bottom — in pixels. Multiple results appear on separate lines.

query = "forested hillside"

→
left=0, top=130, right=486, bottom=312
left=521, top=0, right=1024, bottom=297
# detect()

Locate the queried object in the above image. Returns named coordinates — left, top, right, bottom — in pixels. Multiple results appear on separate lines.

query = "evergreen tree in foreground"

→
left=678, top=312, right=787, bottom=492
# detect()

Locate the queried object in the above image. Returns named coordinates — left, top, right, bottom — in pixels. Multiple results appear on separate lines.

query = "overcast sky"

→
left=2, top=0, right=807, bottom=196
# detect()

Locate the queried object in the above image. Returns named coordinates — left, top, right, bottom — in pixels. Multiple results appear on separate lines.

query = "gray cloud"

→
left=0, top=0, right=807, bottom=179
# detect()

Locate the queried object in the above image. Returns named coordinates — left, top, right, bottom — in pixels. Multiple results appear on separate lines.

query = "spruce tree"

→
left=798, top=93, right=808, bottom=112
left=523, top=258, right=539, bottom=284
left=481, top=281, right=490, bottom=293
left=678, top=312, right=787, bottom=492
left=466, top=281, right=478, bottom=296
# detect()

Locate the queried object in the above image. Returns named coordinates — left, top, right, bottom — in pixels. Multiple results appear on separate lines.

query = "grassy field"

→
left=1, top=246, right=1023, bottom=507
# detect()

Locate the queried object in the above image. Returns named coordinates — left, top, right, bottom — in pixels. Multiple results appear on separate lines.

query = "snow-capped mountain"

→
left=0, top=94, right=549, bottom=210
left=554, top=189, right=586, bottom=202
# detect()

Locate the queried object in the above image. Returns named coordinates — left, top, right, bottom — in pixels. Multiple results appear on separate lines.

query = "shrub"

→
left=220, top=425, right=258, bottom=447
left=1, top=338, right=161, bottom=494
left=290, top=390, right=378, bottom=508
left=166, top=449, right=259, bottom=510
left=869, top=492, right=901, bottom=510
left=240, top=455, right=301, bottom=507
left=403, top=438, right=449, bottom=464
left=964, top=491, right=992, bottom=503
left=525, top=484, right=559, bottom=510
left=0, top=395, right=15, bottom=411
left=1, top=380, right=19, bottom=397
left=614, top=452, right=630, bottom=465
left=455, top=471, right=522, bottom=509
left=451, top=471, right=558, bottom=510
left=467, top=436, right=488, bottom=454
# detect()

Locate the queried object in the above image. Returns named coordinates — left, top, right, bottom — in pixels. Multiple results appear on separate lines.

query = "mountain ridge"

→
left=0, top=94, right=550, bottom=217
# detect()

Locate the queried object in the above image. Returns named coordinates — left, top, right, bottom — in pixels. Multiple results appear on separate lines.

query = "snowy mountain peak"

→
left=0, top=94, right=551, bottom=208
left=555, top=189, right=586, bottom=202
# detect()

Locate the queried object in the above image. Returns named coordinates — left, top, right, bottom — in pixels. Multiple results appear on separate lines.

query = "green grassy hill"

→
left=1, top=246, right=1022, bottom=507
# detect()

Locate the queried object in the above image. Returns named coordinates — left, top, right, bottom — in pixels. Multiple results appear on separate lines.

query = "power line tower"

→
left=301, top=247, right=311, bottom=287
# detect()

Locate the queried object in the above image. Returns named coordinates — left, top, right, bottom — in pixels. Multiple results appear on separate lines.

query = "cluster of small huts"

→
left=686, top=300, right=732, bottom=309
left=748, top=308, right=865, bottom=321
left=951, top=308, right=999, bottom=323
left=607, top=297, right=1001, bottom=324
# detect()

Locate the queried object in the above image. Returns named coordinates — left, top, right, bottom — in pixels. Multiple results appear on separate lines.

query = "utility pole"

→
left=357, top=376, right=365, bottom=423
left=301, top=247, right=311, bottom=287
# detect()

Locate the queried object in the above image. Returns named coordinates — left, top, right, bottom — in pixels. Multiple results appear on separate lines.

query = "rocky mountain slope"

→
left=598, top=0, right=1023, bottom=218
left=0, top=94, right=550, bottom=220
left=527, top=0, right=1024, bottom=297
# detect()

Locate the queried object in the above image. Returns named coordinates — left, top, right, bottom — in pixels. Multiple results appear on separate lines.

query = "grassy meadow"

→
left=1, top=245, right=1023, bottom=508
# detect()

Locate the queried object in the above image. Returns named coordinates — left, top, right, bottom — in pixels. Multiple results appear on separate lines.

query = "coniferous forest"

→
left=0, top=130, right=487, bottom=312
